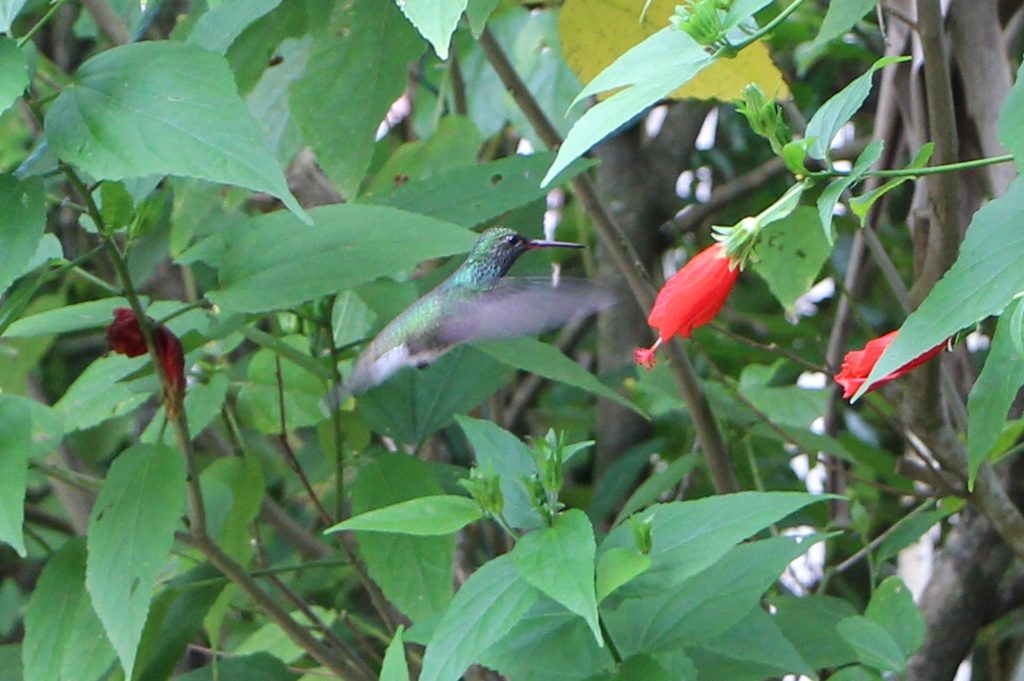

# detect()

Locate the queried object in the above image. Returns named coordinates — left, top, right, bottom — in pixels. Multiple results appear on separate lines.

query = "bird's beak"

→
left=527, top=238, right=584, bottom=249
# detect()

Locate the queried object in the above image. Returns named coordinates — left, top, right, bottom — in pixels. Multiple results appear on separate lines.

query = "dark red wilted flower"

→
left=634, top=243, right=740, bottom=369
left=107, top=307, right=186, bottom=414
left=835, top=330, right=946, bottom=400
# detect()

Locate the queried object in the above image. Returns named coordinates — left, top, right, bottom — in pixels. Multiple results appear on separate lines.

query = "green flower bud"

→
left=459, top=468, right=504, bottom=518
left=736, top=84, right=791, bottom=156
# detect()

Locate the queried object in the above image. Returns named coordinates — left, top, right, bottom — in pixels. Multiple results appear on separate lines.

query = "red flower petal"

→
left=648, top=243, right=739, bottom=342
left=106, top=308, right=186, bottom=411
left=835, top=330, right=946, bottom=399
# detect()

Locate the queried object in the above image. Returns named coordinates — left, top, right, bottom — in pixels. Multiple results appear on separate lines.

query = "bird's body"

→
left=325, top=227, right=614, bottom=407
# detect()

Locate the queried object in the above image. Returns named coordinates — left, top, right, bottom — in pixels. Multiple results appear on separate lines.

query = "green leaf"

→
left=381, top=626, right=410, bottom=681
left=689, top=608, right=815, bottom=680
left=512, top=509, right=601, bottom=643
left=613, top=454, right=697, bottom=526
left=419, top=554, right=540, bottom=681
left=456, top=415, right=544, bottom=530
left=22, top=539, right=117, bottom=681
left=849, top=143, right=934, bottom=224
left=604, top=536, right=824, bottom=655
left=596, top=547, right=651, bottom=602
left=769, top=594, right=859, bottom=669
left=233, top=606, right=336, bottom=664
left=811, top=0, right=881, bottom=49
left=816, top=139, right=884, bottom=242
left=290, top=0, right=423, bottom=197
left=3, top=297, right=136, bottom=338
left=208, top=204, right=476, bottom=313
left=477, top=336, right=642, bottom=415
left=805, top=57, right=907, bottom=161
left=466, top=0, right=500, bottom=36
left=326, top=494, right=482, bottom=536
left=55, top=354, right=150, bottom=433
left=0, top=0, right=27, bottom=33
left=352, top=454, right=455, bottom=623
left=600, top=491, right=828, bottom=595
left=369, top=153, right=595, bottom=228
left=332, top=290, right=375, bottom=348
left=0, top=395, right=30, bottom=556
left=356, top=345, right=510, bottom=446
left=829, top=666, right=884, bottom=681
left=860, top=175, right=1024, bottom=397
left=234, top=340, right=325, bottom=434
left=45, top=41, right=308, bottom=223
left=187, top=0, right=282, bottom=54
left=876, top=500, right=959, bottom=564
left=543, top=68, right=707, bottom=187
left=176, top=652, right=292, bottom=681
left=134, top=565, right=227, bottom=681
left=865, top=576, right=924, bottom=658
left=968, top=296, right=1024, bottom=485
left=836, top=615, right=906, bottom=672
left=999, top=60, right=1024, bottom=167
left=0, top=175, right=44, bottom=297
left=752, top=205, right=832, bottom=310
left=143, top=373, right=231, bottom=445
left=394, top=0, right=468, bottom=59
left=480, top=598, right=614, bottom=681
left=613, top=654, right=672, bottom=681
left=0, top=39, right=27, bottom=116
left=86, top=444, right=186, bottom=677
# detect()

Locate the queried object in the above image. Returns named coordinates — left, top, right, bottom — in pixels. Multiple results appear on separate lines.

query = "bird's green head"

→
left=461, top=226, right=583, bottom=284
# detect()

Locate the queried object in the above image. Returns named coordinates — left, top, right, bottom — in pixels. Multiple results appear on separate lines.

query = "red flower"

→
left=835, top=330, right=946, bottom=399
left=633, top=243, right=740, bottom=369
left=107, top=307, right=186, bottom=414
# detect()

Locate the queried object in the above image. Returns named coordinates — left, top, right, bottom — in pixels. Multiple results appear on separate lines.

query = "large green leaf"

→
left=44, top=41, right=307, bottom=223
left=290, top=0, right=423, bottom=197
left=967, top=296, right=1024, bottom=485
left=512, top=509, right=601, bottom=643
left=22, top=539, right=117, bottom=681
left=865, top=577, right=924, bottom=659
left=3, top=297, right=133, bottom=338
left=55, top=354, right=149, bottom=433
left=479, top=598, right=614, bottom=681
left=0, top=395, right=30, bottom=556
left=455, top=415, right=544, bottom=530
left=805, top=57, right=906, bottom=161
left=186, top=0, right=282, bottom=54
left=603, top=535, right=822, bottom=655
left=769, top=594, right=859, bottom=669
left=599, top=492, right=828, bottom=595
left=477, top=336, right=641, bottom=414
left=381, top=626, right=410, bottom=681
left=134, top=564, right=227, bottom=681
left=688, top=608, right=815, bottom=681
left=419, top=554, right=541, bottom=681
left=176, top=653, right=292, bottom=681
left=0, top=39, right=27, bottom=116
left=0, top=175, right=43, bottom=298
left=998, top=60, right=1024, bottom=167
left=234, top=341, right=325, bottom=433
left=816, top=140, right=883, bottom=242
left=752, top=205, right=833, bottom=309
left=326, top=495, right=482, bottom=536
left=369, top=153, right=594, bottom=228
left=861, top=175, right=1024, bottom=396
left=207, top=204, right=476, bottom=313
left=836, top=616, right=906, bottom=672
left=394, top=0, right=468, bottom=59
left=356, top=346, right=510, bottom=446
left=811, top=0, right=881, bottom=49
left=351, top=454, right=456, bottom=623
left=86, top=444, right=186, bottom=677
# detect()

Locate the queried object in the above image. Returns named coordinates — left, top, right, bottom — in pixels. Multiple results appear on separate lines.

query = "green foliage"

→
left=0, top=395, right=31, bottom=555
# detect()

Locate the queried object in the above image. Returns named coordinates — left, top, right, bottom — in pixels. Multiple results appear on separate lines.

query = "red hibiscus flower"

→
left=634, top=243, right=740, bottom=369
left=835, top=330, right=946, bottom=400
left=107, top=307, right=186, bottom=415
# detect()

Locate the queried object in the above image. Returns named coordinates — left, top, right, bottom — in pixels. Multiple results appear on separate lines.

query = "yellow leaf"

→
left=558, top=0, right=790, bottom=102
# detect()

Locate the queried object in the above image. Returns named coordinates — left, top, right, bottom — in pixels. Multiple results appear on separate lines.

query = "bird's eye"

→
left=505, top=234, right=520, bottom=245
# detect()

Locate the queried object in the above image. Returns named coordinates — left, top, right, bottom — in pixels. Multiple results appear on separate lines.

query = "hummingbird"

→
left=324, top=226, right=615, bottom=409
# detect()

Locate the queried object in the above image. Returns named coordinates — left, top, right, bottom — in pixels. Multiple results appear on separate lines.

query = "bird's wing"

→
left=425, top=277, right=617, bottom=348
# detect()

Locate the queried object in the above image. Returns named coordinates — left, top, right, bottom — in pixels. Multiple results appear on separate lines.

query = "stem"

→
left=808, top=153, right=1013, bottom=179
left=730, top=0, right=806, bottom=52
left=17, top=0, right=72, bottom=48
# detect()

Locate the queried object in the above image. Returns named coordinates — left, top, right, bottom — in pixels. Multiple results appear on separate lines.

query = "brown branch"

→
left=478, top=27, right=739, bottom=493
